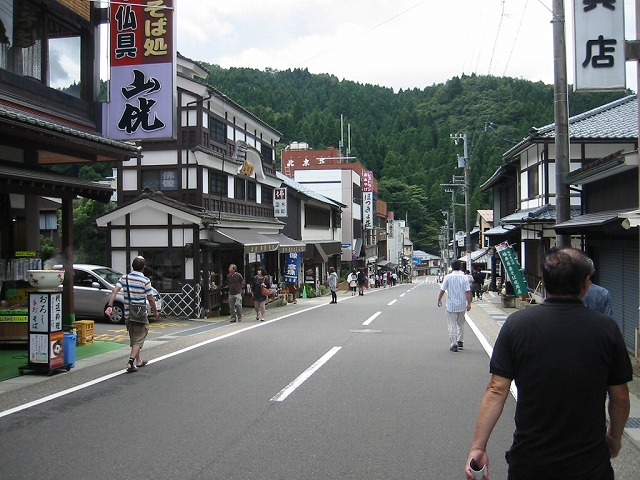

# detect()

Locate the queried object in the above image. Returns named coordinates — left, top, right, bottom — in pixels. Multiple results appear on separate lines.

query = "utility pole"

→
left=442, top=184, right=458, bottom=261
left=451, top=133, right=471, bottom=268
left=552, top=0, right=570, bottom=247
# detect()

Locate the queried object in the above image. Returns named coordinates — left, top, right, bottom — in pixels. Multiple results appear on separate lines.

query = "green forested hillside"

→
left=202, top=65, right=630, bottom=253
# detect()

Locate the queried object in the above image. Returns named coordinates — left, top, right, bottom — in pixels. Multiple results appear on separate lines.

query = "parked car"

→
left=54, top=264, right=163, bottom=324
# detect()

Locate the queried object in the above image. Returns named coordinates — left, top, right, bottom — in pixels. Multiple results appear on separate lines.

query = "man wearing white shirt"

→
left=437, top=260, right=472, bottom=352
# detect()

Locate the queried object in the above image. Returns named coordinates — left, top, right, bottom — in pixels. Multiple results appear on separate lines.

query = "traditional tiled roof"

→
left=276, top=171, right=345, bottom=208
left=504, top=95, right=637, bottom=159
left=0, top=101, right=140, bottom=155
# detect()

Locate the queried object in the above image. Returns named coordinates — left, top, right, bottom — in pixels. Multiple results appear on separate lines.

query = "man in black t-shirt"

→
left=465, top=247, right=632, bottom=480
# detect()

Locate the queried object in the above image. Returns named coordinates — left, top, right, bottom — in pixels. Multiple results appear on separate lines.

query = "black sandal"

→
left=126, top=359, right=138, bottom=373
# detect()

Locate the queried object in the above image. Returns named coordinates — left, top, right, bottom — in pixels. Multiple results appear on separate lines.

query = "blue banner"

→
left=284, top=252, right=301, bottom=284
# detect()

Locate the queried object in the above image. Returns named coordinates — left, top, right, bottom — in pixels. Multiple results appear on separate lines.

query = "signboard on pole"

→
left=495, top=242, right=528, bottom=296
left=573, top=0, right=626, bottom=91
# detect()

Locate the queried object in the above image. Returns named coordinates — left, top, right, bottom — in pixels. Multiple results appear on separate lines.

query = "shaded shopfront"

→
left=0, top=107, right=139, bottom=333
left=99, top=190, right=309, bottom=318
left=301, top=240, right=342, bottom=293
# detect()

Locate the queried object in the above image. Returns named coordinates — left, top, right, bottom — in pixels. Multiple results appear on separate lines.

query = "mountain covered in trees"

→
left=200, top=65, right=629, bottom=253
left=60, top=70, right=630, bottom=262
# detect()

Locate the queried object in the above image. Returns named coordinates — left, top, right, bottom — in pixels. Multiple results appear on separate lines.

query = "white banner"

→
left=574, top=0, right=626, bottom=91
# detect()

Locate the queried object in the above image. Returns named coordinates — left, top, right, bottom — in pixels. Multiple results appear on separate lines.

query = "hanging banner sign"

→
left=496, top=242, right=528, bottom=296
left=573, top=0, right=626, bottom=91
left=284, top=252, right=300, bottom=284
left=108, top=0, right=176, bottom=140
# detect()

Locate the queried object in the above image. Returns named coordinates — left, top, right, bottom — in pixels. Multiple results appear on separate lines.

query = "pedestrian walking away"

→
left=226, top=264, right=245, bottom=323
left=471, top=268, right=484, bottom=301
left=437, top=260, right=471, bottom=352
left=357, top=268, right=366, bottom=296
left=464, top=247, right=632, bottom=480
left=105, top=256, right=159, bottom=373
left=583, top=258, right=614, bottom=317
left=252, top=267, right=271, bottom=321
left=328, top=267, right=338, bottom=304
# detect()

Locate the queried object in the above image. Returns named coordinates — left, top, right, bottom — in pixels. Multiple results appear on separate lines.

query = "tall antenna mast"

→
left=347, top=123, right=351, bottom=157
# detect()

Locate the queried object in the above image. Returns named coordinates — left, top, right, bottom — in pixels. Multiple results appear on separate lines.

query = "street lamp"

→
left=450, top=133, right=471, bottom=269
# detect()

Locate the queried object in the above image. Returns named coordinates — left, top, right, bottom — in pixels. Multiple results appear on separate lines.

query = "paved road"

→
left=1, top=280, right=639, bottom=479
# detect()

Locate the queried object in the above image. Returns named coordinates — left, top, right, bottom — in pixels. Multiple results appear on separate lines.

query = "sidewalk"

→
left=467, top=290, right=640, bottom=448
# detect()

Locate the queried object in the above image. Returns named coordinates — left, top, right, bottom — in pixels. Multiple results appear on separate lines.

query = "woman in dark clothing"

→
left=252, top=267, right=271, bottom=321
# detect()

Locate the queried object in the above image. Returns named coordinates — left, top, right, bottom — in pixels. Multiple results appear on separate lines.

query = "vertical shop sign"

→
left=495, top=242, right=528, bottom=296
left=274, top=188, right=287, bottom=217
left=362, top=171, right=373, bottom=229
left=28, top=292, right=64, bottom=368
left=284, top=252, right=300, bottom=284
left=574, top=0, right=625, bottom=91
left=108, top=0, right=176, bottom=140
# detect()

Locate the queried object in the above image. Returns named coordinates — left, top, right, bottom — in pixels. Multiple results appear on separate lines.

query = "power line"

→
left=487, top=0, right=507, bottom=76
left=291, top=0, right=429, bottom=69
left=502, top=0, right=529, bottom=76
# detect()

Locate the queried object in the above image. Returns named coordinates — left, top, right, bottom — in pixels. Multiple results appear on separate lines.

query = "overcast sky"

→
left=171, top=0, right=638, bottom=93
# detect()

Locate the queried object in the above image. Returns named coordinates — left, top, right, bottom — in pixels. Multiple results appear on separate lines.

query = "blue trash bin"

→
left=63, top=333, right=77, bottom=368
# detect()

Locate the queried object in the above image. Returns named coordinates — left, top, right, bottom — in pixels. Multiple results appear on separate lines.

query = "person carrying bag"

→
left=105, top=256, right=159, bottom=373
left=252, top=267, right=271, bottom=322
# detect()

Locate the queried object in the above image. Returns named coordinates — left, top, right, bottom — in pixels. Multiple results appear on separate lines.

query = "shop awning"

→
left=0, top=160, right=114, bottom=202
left=553, top=210, right=636, bottom=234
left=212, top=228, right=279, bottom=254
left=263, top=233, right=306, bottom=253
left=483, top=224, right=520, bottom=237
left=304, top=240, right=342, bottom=263
left=458, top=248, right=490, bottom=263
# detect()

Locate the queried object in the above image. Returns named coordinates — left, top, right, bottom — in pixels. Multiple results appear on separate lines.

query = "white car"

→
left=54, top=264, right=162, bottom=324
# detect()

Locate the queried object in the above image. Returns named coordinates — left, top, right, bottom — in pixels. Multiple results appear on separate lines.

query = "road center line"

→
left=362, top=311, right=382, bottom=326
left=270, top=346, right=342, bottom=402
left=387, top=299, right=397, bottom=306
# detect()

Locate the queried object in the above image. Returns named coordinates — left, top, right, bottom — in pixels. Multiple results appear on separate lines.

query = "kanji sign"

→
left=285, top=252, right=301, bottom=284
left=274, top=188, right=287, bottom=217
left=574, top=0, right=626, bottom=91
left=108, top=0, right=176, bottom=140
left=495, top=242, right=528, bottom=296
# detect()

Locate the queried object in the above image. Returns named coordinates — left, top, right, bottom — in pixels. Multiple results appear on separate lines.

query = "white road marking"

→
left=465, top=313, right=518, bottom=401
left=0, top=302, right=328, bottom=419
left=363, top=311, right=382, bottom=326
left=270, top=346, right=342, bottom=402
left=387, top=299, right=397, bottom=306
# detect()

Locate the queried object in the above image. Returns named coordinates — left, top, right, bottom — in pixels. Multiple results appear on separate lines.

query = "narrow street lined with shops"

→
left=1, top=279, right=639, bottom=479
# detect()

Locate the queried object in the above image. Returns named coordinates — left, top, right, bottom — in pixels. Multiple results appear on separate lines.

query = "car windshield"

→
left=91, top=267, right=123, bottom=285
